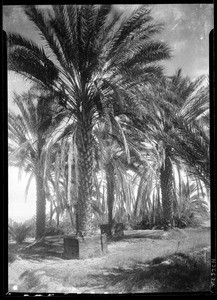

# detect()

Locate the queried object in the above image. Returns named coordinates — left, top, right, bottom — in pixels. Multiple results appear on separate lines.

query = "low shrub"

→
left=44, top=226, right=65, bottom=236
left=9, top=221, right=32, bottom=244
left=127, top=216, right=165, bottom=230
left=24, top=216, right=36, bottom=238
left=125, top=212, right=209, bottom=231
left=58, top=219, right=76, bottom=235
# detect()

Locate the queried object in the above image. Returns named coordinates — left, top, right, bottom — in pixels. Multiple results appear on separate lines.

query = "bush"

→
left=24, top=216, right=36, bottom=238
left=44, top=226, right=65, bottom=236
left=127, top=216, right=165, bottom=230
left=9, top=221, right=32, bottom=244
left=58, top=217, right=76, bottom=235
left=173, top=211, right=210, bottom=229
left=126, top=208, right=209, bottom=231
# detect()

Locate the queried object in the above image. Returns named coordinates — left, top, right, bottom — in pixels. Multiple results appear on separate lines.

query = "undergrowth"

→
left=9, top=221, right=32, bottom=244
left=89, top=249, right=211, bottom=293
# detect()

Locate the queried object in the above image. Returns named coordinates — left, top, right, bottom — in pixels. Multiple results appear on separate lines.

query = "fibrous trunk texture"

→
left=35, top=166, right=46, bottom=239
left=49, top=201, right=53, bottom=226
left=76, top=118, right=95, bottom=237
left=106, top=162, right=115, bottom=226
left=160, top=147, right=174, bottom=230
left=35, top=138, right=46, bottom=239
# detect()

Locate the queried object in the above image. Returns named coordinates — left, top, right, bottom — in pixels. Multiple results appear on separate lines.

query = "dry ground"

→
left=7, top=227, right=211, bottom=294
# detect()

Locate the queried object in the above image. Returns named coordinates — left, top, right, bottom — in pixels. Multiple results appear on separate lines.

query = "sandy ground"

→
left=7, top=227, right=211, bottom=294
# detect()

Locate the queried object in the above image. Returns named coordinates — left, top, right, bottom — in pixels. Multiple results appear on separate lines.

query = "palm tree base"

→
left=163, top=219, right=174, bottom=231
left=63, top=234, right=108, bottom=259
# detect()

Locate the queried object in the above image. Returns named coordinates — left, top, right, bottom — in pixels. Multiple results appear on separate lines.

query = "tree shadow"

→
left=107, top=230, right=166, bottom=245
left=8, top=232, right=163, bottom=261
left=18, top=249, right=64, bottom=261
left=85, top=252, right=211, bottom=293
left=8, top=237, right=66, bottom=262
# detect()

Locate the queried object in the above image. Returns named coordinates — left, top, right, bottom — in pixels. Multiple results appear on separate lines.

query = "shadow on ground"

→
left=107, top=229, right=188, bottom=245
left=9, top=238, right=65, bottom=262
left=8, top=228, right=210, bottom=263
left=9, top=232, right=165, bottom=262
left=85, top=251, right=211, bottom=293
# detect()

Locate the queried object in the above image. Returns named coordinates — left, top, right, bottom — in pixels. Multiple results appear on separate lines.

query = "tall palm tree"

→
left=41, top=110, right=149, bottom=233
left=8, top=90, right=65, bottom=238
left=42, top=116, right=137, bottom=233
left=128, top=69, right=209, bottom=229
left=7, top=4, right=171, bottom=236
left=158, top=71, right=208, bottom=228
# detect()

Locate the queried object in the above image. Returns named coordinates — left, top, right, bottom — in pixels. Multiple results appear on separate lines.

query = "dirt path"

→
left=8, top=227, right=210, bottom=294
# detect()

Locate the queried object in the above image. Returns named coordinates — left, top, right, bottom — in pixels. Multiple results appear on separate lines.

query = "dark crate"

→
left=100, top=224, right=112, bottom=238
left=63, top=236, right=79, bottom=259
left=63, top=234, right=108, bottom=259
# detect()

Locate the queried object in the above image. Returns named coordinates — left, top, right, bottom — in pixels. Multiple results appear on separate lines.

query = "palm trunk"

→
left=66, top=205, right=75, bottom=230
left=56, top=211, right=60, bottom=227
left=35, top=166, right=46, bottom=239
left=76, top=118, right=95, bottom=237
left=49, top=200, right=53, bottom=226
left=52, top=202, right=60, bottom=227
left=35, top=137, right=46, bottom=239
left=152, top=197, right=155, bottom=226
left=160, top=147, right=174, bottom=230
left=105, top=162, right=115, bottom=226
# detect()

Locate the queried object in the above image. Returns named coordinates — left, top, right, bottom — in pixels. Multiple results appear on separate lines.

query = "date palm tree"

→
left=154, top=71, right=208, bottom=229
left=164, top=80, right=210, bottom=188
left=7, top=4, right=171, bottom=236
left=128, top=69, right=209, bottom=229
left=42, top=111, right=149, bottom=234
left=8, top=90, right=65, bottom=238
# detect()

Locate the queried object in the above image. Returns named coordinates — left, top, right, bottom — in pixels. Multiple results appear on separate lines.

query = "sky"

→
left=4, top=4, right=213, bottom=222
left=8, top=169, right=36, bottom=222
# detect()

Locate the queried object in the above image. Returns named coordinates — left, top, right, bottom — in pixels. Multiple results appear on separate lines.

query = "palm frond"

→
left=110, top=116, right=130, bottom=164
left=24, top=171, right=35, bottom=202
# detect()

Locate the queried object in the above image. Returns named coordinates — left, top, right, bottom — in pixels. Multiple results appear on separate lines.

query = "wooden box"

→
left=63, top=234, right=108, bottom=259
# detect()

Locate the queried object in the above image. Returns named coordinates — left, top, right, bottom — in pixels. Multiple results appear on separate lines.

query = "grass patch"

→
left=19, top=270, right=41, bottom=290
left=89, top=249, right=211, bottom=293
left=8, top=252, right=17, bottom=263
left=8, top=228, right=210, bottom=293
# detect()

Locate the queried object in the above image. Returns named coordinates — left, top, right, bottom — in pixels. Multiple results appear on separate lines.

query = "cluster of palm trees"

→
left=8, top=5, right=209, bottom=239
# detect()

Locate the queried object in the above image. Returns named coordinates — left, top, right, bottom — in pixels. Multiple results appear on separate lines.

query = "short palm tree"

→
left=7, top=5, right=171, bottom=236
left=173, top=177, right=209, bottom=228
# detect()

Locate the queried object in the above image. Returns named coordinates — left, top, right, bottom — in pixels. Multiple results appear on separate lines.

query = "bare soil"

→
left=7, top=227, right=211, bottom=294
